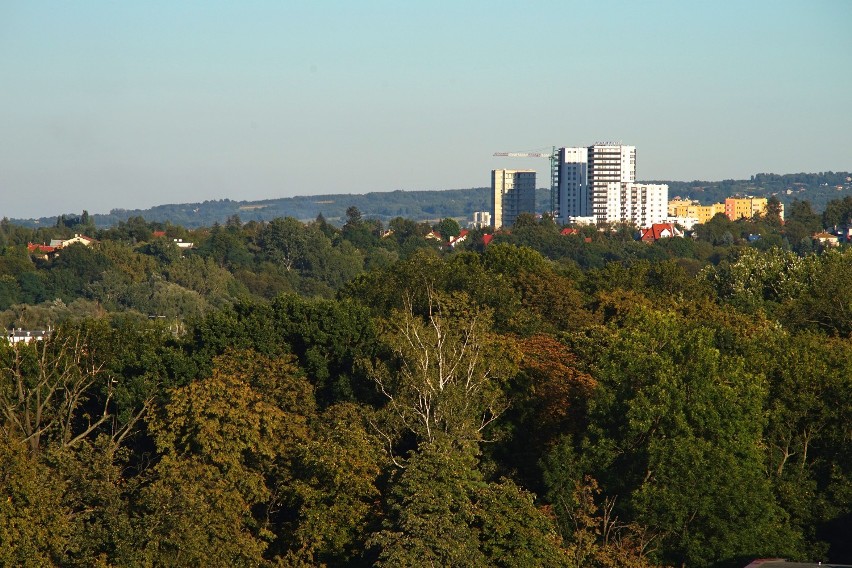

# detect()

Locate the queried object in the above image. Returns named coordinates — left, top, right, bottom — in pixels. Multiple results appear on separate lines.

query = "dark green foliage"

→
left=271, top=294, right=379, bottom=406
left=2, top=210, right=852, bottom=566
left=371, top=441, right=566, bottom=567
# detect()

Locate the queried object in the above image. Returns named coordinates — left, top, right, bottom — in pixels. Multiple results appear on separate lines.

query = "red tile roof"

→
left=27, top=243, right=56, bottom=253
left=448, top=229, right=469, bottom=248
left=639, top=223, right=681, bottom=242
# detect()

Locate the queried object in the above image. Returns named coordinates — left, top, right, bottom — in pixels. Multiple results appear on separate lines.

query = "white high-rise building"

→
left=556, top=147, right=589, bottom=221
left=557, top=143, right=636, bottom=225
left=605, top=182, right=668, bottom=228
left=589, top=144, right=636, bottom=223
left=491, top=169, right=536, bottom=229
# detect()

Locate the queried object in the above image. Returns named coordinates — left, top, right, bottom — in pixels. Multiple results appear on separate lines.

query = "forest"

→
left=1, top=199, right=850, bottom=567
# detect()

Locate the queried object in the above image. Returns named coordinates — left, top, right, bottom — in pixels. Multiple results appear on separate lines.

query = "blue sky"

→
left=1, top=0, right=850, bottom=219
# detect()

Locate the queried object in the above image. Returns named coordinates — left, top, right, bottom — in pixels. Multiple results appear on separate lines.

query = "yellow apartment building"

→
left=669, top=199, right=726, bottom=224
left=725, top=197, right=768, bottom=220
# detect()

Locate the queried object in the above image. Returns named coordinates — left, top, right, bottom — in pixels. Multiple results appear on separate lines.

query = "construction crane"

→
left=493, top=147, right=560, bottom=217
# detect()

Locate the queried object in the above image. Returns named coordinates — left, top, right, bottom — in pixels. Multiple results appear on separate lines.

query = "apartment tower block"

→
left=491, top=169, right=536, bottom=229
left=557, top=143, right=636, bottom=224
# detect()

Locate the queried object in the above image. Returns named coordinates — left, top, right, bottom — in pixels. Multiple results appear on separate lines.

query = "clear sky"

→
left=1, top=0, right=850, bottom=219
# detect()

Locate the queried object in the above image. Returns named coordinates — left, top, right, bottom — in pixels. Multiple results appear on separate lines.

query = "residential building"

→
left=557, top=143, right=636, bottom=224
left=48, top=234, right=97, bottom=248
left=813, top=232, right=839, bottom=247
left=605, top=182, right=668, bottom=228
left=469, top=211, right=491, bottom=229
left=589, top=144, right=636, bottom=223
left=725, top=197, right=768, bottom=220
left=567, top=216, right=597, bottom=226
left=173, top=239, right=194, bottom=249
left=7, top=329, right=51, bottom=346
left=667, top=198, right=693, bottom=217
left=668, top=199, right=726, bottom=225
left=556, top=147, right=590, bottom=221
left=491, top=169, right=536, bottom=229
left=448, top=229, right=469, bottom=248
left=28, top=233, right=98, bottom=260
left=639, top=223, right=683, bottom=242
left=27, top=243, right=57, bottom=260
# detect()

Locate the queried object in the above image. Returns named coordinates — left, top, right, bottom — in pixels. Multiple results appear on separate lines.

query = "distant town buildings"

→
left=48, top=234, right=97, bottom=248
left=469, top=211, right=491, bottom=229
left=667, top=196, right=784, bottom=226
left=492, top=142, right=791, bottom=232
left=491, top=169, right=536, bottom=229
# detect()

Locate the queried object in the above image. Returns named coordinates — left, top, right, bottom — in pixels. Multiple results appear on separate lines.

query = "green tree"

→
left=758, top=332, right=852, bottom=558
left=702, top=247, right=805, bottom=314
left=282, top=403, right=386, bottom=566
left=822, top=195, right=852, bottom=228
left=0, top=330, right=145, bottom=455
left=786, top=200, right=823, bottom=235
left=433, top=217, right=461, bottom=240
left=0, top=440, right=71, bottom=566
left=258, top=217, right=308, bottom=272
left=574, top=307, right=804, bottom=566
left=271, top=294, right=379, bottom=406
left=47, top=439, right=138, bottom=567
left=369, top=440, right=489, bottom=567
left=783, top=248, right=852, bottom=336
left=765, top=195, right=784, bottom=227
left=138, top=349, right=315, bottom=566
left=371, top=439, right=566, bottom=567
left=194, top=222, right=253, bottom=269
left=0, top=274, right=21, bottom=310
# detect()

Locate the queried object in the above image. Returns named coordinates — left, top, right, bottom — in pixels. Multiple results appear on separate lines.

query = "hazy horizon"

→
left=2, top=1, right=850, bottom=220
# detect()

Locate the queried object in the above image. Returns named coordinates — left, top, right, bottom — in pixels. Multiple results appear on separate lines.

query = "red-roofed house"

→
left=48, top=234, right=98, bottom=248
left=561, top=228, right=580, bottom=236
left=639, top=223, right=682, bottom=242
left=27, top=243, right=57, bottom=260
left=482, top=234, right=494, bottom=247
left=448, top=229, right=469, bottom=248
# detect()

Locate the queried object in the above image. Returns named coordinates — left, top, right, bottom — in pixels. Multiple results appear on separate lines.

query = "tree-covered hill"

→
left=8, top=171, right=851, bottom=229
left=11, top=187, right=496, bottom=230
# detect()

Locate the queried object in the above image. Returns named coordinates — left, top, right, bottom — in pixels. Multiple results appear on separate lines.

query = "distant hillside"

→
left=10, top=171, right=851, bottom=229
left=12, top=188, right=496, bottom=230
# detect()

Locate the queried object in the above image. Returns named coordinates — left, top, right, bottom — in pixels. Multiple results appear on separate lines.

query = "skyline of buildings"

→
left=557, top=144, right=638, bottom=224
left=495, top=143, right=669, bottom=230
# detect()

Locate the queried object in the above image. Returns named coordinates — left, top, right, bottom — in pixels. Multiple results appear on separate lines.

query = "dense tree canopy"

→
left=1, top=207, right=851, bottom=566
